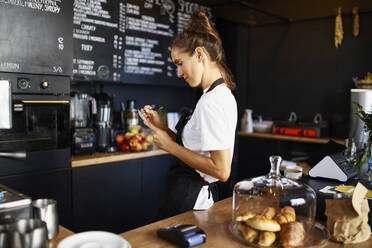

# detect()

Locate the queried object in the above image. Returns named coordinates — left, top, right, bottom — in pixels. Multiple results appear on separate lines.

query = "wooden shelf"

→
left=238, top=131, right=345, bottom=145
left=71, top=149, right=168, bottom=168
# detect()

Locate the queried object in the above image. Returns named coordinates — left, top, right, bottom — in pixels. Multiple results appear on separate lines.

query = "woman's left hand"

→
left=144, top=119, right=174, bottom=151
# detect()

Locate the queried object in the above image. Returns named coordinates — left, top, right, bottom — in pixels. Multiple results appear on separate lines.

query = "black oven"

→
left=0, top=73, right=70, bottom=152
left=0, top=73, right=70, bottom=176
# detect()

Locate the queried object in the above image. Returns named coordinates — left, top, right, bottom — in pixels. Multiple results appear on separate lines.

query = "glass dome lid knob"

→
left=269, top=155, right=282, bottom=178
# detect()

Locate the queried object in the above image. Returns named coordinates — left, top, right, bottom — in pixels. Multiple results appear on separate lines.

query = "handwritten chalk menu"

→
left=121, top=0, right=179, bottom=85
left=72, top=0, right=212, bottom=85
left=72, top=0, right=123, bottom=81
left=0, top=0, right=73, bottom=76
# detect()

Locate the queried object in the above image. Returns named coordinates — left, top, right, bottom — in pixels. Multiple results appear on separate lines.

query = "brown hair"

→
left=171, top=10, right=236, bottom=90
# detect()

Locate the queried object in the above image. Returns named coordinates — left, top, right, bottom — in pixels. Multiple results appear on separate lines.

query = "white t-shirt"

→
left=181, top=84, right=237, bottom=209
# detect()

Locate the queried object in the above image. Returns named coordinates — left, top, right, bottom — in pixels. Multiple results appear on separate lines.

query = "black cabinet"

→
left=0, top=168, right=72, bottom=229
left=141, top=155, right=173, bottom=225
left=72, top=159, right=141, bottom=233
left=72, top=154, right=173, bottom=233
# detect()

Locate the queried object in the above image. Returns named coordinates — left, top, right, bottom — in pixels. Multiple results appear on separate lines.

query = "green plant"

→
left=353, top=102, right=372, bottom=140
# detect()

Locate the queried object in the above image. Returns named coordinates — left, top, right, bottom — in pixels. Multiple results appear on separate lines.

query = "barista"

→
left=141, top=10, right=237, bottom=219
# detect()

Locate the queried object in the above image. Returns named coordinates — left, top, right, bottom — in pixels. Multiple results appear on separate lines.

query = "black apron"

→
left=157, top=78, right=224, bottom=220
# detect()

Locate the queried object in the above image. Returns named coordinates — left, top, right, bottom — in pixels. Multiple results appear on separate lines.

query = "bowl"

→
left=253, top=121, right=273, bottom=133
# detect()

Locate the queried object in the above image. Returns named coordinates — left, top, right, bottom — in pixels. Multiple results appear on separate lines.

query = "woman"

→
left=141, top=10, right=237, bottom=219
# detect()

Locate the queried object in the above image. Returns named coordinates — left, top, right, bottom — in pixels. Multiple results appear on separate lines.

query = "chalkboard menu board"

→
left=0, top=0, right=73, bottom=76
left=72, top=0, right=212, bottom=86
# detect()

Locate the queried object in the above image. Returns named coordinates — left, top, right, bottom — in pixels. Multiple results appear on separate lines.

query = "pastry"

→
left=281, top=206, right=295, bottom=216
left=262, top=207, right=276, bottom=220
left=275, top=206, right=296, bottom=224
left=245, top=215, right=281, bottom=232
left=235, top=211, right=255, bottom=222
left=237, top=223, right=258, bottom=243
left=279, top=221, right=305, bottom=248
left=258, top=231, right=276, bottom=247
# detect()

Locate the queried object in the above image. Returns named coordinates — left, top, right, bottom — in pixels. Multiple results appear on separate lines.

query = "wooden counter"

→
left=71, top=149, right=168, bottom=167
left=238, top=131, right=345, bottom=145
left=53, top=197, right=371, bottom=247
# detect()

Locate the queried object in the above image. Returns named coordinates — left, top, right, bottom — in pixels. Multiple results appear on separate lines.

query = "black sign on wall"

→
left=72, top=0, right=123, bottom=82
left=72, top=0, right=212, bottom=85
left=0, top=0, right=73, bottom=76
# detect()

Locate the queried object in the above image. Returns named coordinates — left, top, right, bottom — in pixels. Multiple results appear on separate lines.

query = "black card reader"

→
left=157, top=224, right=206, bottom=248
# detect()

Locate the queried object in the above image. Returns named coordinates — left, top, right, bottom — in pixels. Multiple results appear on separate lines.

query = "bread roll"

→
left=279, top=221, right=305, bottom=248
left=237, top=223, right=258, bottom=242
left=235, top=211, right=255, bottom=222
left=245, top=215, right=281, bottom=232
left=262, top=207, right=276, bottom=220
left=258, top=231, right=276, bottom=247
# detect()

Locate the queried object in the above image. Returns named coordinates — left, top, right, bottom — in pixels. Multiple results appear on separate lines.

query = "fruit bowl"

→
left=116, top=127, right=154, bottom=153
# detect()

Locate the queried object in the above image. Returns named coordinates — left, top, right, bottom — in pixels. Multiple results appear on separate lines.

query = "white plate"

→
left=58, top=231, right=131, bottom=248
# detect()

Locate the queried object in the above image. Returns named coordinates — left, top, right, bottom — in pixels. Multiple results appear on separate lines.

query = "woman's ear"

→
left=195, top=47, right=204, bottom=63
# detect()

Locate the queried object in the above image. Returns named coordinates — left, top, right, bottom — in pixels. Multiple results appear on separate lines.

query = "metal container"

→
left=349, top=89, right=372, bottom=146
left=0, top=184, right=32, bottom=224
left=32, top=199, right=59, bottom=240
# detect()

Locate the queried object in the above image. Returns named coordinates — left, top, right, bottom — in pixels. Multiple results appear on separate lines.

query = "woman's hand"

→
left=140, top=105, right=167, bottom=130
left=144, top=119, right=174, bottom=151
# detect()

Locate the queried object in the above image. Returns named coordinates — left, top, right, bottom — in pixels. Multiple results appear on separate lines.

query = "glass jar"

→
left=231, top=156, right=317, bottom=247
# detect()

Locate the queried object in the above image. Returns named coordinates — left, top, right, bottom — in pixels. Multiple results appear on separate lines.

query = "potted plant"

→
left=354, top=102, right=372, bottom=179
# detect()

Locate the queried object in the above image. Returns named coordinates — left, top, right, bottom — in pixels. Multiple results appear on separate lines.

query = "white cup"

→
left=284, top=165, right=303, bottom=180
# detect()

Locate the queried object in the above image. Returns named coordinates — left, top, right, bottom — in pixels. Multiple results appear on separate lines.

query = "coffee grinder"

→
left=70, top=93, right=97, bottom=155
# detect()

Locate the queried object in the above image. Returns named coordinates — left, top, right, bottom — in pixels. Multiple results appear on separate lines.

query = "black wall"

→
left=71, top=81, right=200, bottom=116
left=222, top=13, right=372, bottom=138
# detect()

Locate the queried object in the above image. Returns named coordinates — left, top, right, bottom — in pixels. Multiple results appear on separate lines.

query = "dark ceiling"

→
left=191, top=0, right=372, bottom=26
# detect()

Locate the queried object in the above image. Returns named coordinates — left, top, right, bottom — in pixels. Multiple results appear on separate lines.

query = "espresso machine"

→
left=70, top=92, right=97, bottom=155
left=95, top=92, right=116, bottom=152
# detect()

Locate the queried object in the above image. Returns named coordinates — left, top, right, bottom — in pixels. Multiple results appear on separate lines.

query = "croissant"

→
left=237, top=223, right=258, bottom=242
left=245, top=215, right=281, bottom=232
left=275, top=206, right=296, bottom=224
left=258, top=231, right=276, bottom=247
left=281, top=206, right=295, bottom=216
left=279, top=221, right=305, bottom=248
left=262, top=207, right=276, bottom=220
left=236, top=211, right=255, bottom=222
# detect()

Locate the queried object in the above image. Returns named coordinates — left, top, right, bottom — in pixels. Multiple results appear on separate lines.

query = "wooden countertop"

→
left=238, top=131, right=345, bottom=145
left=49, top=226, right=74, bottom=248
left=71, top=149, right=168, bottom=168
left=53, top=198, right=371, bottom=247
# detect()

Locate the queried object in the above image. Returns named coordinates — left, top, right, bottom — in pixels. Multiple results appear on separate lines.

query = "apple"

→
left=128, top=135, right=139, bottom=146
left=116, top=134, right=125, bottom=145
left=130, top=142, right=142, bottom=152
left=130, top=127, right=139, bottom=135
left=142, top=141, right=150, bottom=151
left=121, top=142, right=130, bottom=152
left=145, top=134, right=153, bottom=143
left=125, top=131, right=134, bottom=140
left=135, top=133, right=144, bottom=142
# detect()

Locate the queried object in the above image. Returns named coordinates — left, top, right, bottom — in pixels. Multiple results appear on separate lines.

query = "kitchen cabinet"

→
left=72, top=159, right=142, bottom=233
left=141, top=155, right=173, bottom=225
left=72, top=154, right=173, bottom=233
left=0, top=168, right=72, bottom=229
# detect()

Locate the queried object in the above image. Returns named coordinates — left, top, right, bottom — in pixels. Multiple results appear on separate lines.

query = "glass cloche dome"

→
left=231, top=156, right=317, bottom=247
